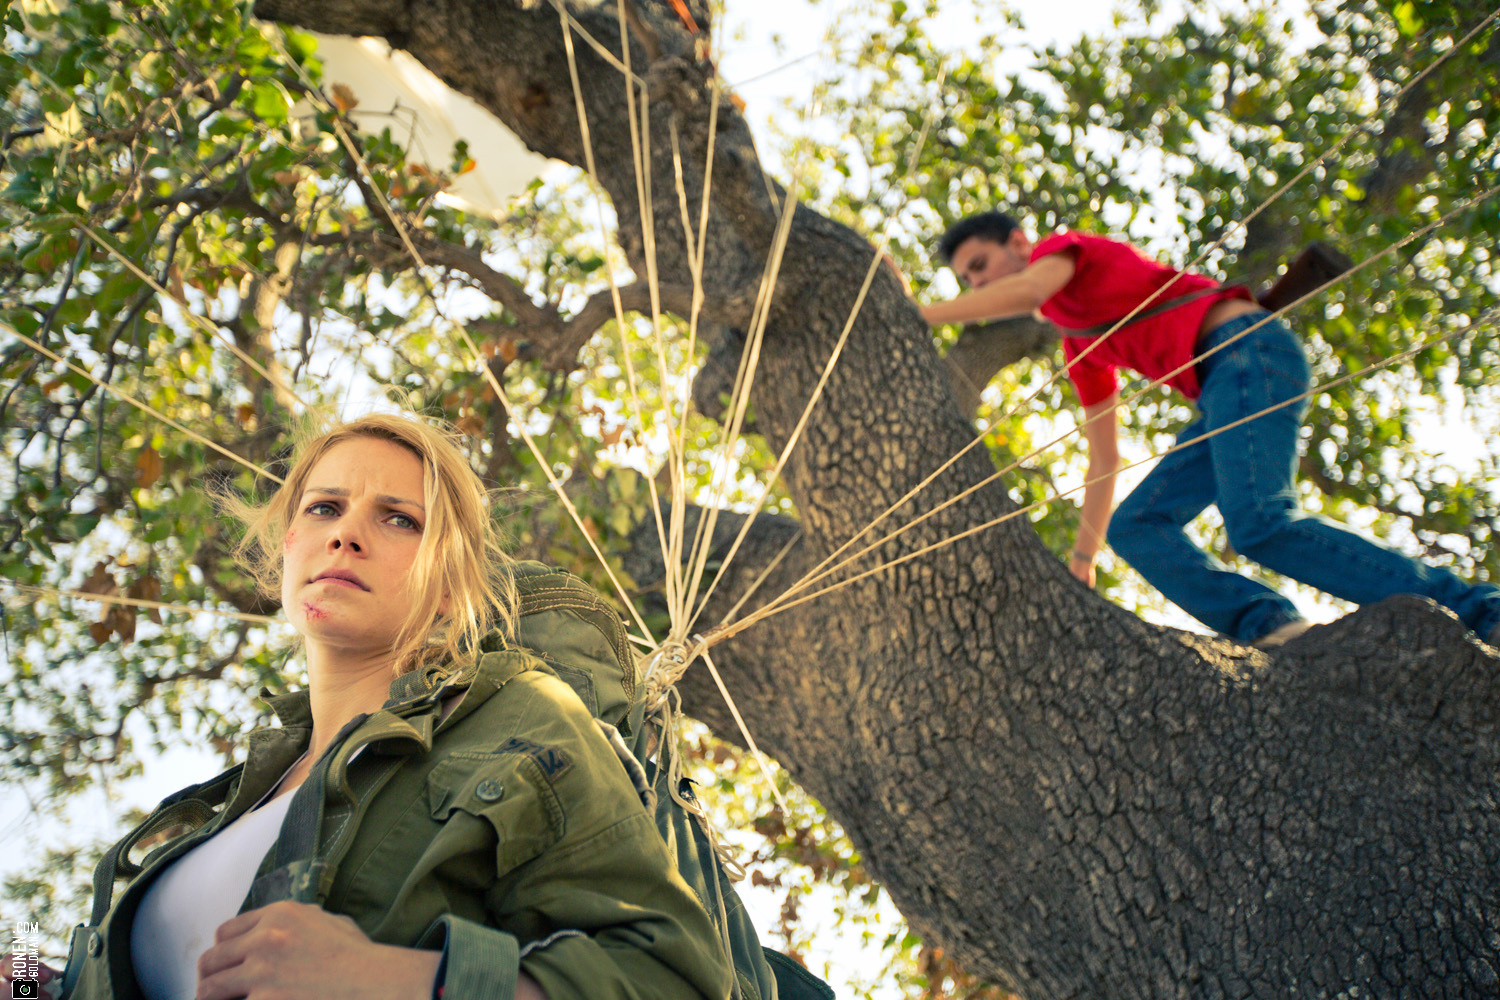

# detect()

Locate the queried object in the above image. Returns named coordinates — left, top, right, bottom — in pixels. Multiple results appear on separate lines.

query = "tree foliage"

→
left=3, top=0, right=1498, bottom=994
left=787, top=0, right=1499, bottom=599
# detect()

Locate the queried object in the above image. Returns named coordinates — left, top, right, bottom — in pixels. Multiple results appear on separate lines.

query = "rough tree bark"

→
left=254, top=1, right=1500, bottom=996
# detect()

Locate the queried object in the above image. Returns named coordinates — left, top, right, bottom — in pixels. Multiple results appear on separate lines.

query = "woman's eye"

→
left=390, top=512, right=420, bottom=531
left=306, top=500, right=337, bottom=516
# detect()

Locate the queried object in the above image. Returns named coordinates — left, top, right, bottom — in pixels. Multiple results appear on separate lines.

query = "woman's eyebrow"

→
left=304, top=486, right=426, bottom=511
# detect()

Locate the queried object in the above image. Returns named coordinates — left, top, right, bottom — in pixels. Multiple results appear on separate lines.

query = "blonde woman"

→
left=6, top=413, right=732, bottom=1000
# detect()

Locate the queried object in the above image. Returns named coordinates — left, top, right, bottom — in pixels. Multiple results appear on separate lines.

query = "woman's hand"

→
left=1, top=953, right=62, bottom=999
left=196, top=902, right=441, bottom=1000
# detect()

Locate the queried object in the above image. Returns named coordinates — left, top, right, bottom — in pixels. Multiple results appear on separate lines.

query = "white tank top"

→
left=130, top=790, right=296, bottom=1000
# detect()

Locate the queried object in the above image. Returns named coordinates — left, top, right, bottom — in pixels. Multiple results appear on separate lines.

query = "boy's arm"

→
left=921, top=251, right=1077, bottom=326
left=1071, top=392, right=1121, bottom=587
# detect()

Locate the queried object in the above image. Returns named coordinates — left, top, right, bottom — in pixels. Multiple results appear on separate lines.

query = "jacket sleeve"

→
left=428, top=671, right=734, bottom=1000
left=418, top=915, right=521, bottom=1000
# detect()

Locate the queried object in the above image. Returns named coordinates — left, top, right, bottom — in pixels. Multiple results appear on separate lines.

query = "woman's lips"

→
left=313, top=572, right=368, bottom=590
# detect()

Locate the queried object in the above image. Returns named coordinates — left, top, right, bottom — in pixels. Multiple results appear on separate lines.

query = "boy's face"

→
left=951, top=230, right=1031, bottom=288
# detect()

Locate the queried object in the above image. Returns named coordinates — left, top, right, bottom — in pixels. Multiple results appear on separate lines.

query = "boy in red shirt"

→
left=921, top=210, right=1500, bottom=648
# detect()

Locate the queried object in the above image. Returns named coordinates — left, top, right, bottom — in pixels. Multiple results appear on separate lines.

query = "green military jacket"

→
left=63, top=644, right=735, bottom=1000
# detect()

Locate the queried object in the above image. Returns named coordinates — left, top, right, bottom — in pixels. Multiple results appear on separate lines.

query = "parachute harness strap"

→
left=638, top=633, right=748, bottom=882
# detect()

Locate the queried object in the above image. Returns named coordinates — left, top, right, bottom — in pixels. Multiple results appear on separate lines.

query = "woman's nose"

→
left=327, top=520, right=365, bottom=553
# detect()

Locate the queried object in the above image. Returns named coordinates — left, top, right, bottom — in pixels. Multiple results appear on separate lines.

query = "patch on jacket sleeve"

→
left=496, top=737, right=574, bottom=782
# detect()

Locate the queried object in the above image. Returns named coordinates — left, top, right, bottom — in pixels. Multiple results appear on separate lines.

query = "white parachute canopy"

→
left=306, top=33, right=558, bottom=216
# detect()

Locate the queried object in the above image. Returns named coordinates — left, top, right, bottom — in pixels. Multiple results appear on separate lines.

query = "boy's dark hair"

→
left=937, top=211, right=1022, bottom=264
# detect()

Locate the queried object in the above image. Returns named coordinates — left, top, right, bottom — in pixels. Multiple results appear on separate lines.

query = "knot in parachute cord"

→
left=640, top=633, right=706, bottom=715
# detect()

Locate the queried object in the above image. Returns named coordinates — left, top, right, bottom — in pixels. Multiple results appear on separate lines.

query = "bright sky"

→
left=719, top=0, right=1137, bottom=99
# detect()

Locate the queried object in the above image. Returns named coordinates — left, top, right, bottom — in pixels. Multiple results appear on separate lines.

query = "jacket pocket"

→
left=425, top=752, right=566, bottom=884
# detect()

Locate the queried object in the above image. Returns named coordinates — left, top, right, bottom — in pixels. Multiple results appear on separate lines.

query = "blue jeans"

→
left=1107, top=313, right=1500, bottom=643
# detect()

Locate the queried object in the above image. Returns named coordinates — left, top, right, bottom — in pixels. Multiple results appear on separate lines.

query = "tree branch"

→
left=353, top=227, right=759, bottom=371
left=942, top=316, right=1060, bottom=416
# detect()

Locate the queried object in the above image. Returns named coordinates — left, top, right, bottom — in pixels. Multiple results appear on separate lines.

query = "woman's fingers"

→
left=196, top=902, right=438, bottom=1000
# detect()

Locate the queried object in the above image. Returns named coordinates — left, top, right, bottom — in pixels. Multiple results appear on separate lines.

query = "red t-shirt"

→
left=1032, top=231, right=1252, bottom=406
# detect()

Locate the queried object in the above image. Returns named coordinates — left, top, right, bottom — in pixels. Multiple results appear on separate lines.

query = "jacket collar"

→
left=262, top=686, right=314, bottom=730
left=248, top=647, right=543, bottom=773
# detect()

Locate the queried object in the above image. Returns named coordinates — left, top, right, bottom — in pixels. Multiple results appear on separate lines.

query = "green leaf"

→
left=3, top=166, right=46, bottom=208
left=282, top=27, right=319, bottom=63
left=1391, top=2, right=1421, bottom=37
left=247, top=81, right=290, bottom=124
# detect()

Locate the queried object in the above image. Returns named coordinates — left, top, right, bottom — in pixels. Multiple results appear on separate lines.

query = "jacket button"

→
left=88, top=930, right=103, bottom=956
left=475, top=779, right=504, bottom=802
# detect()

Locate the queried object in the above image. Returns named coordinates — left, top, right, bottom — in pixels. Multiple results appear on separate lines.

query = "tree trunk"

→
left=254, top=1, right=1500, bottom=996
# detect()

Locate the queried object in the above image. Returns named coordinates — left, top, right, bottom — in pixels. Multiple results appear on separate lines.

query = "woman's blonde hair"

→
left=225, top=411, right=516, bottom=674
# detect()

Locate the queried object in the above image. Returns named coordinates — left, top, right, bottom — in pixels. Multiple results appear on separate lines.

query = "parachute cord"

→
left=641, top=636, right=790, bottom=815
left=2, top=580, right=280, bottom=626
left=715, top=302, right=1500, bottom=639
left=263, top=29, right=657, bottom=647
left=718, top=527, right=804, bottom=628
left=700, top=648, right=789, bottom=815
left=77, top=225, right=311, bottom=413
left=663, top=698, right=750, bottom=881
left=746, top=181, right=1500, bottom=624
left=4, top=320, right=283, bottom=485
left=639, top=639, right=749, bottom=873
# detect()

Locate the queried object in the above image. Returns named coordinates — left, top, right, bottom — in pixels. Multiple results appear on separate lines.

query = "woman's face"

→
left=281, top=436, right=430, bottom=657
